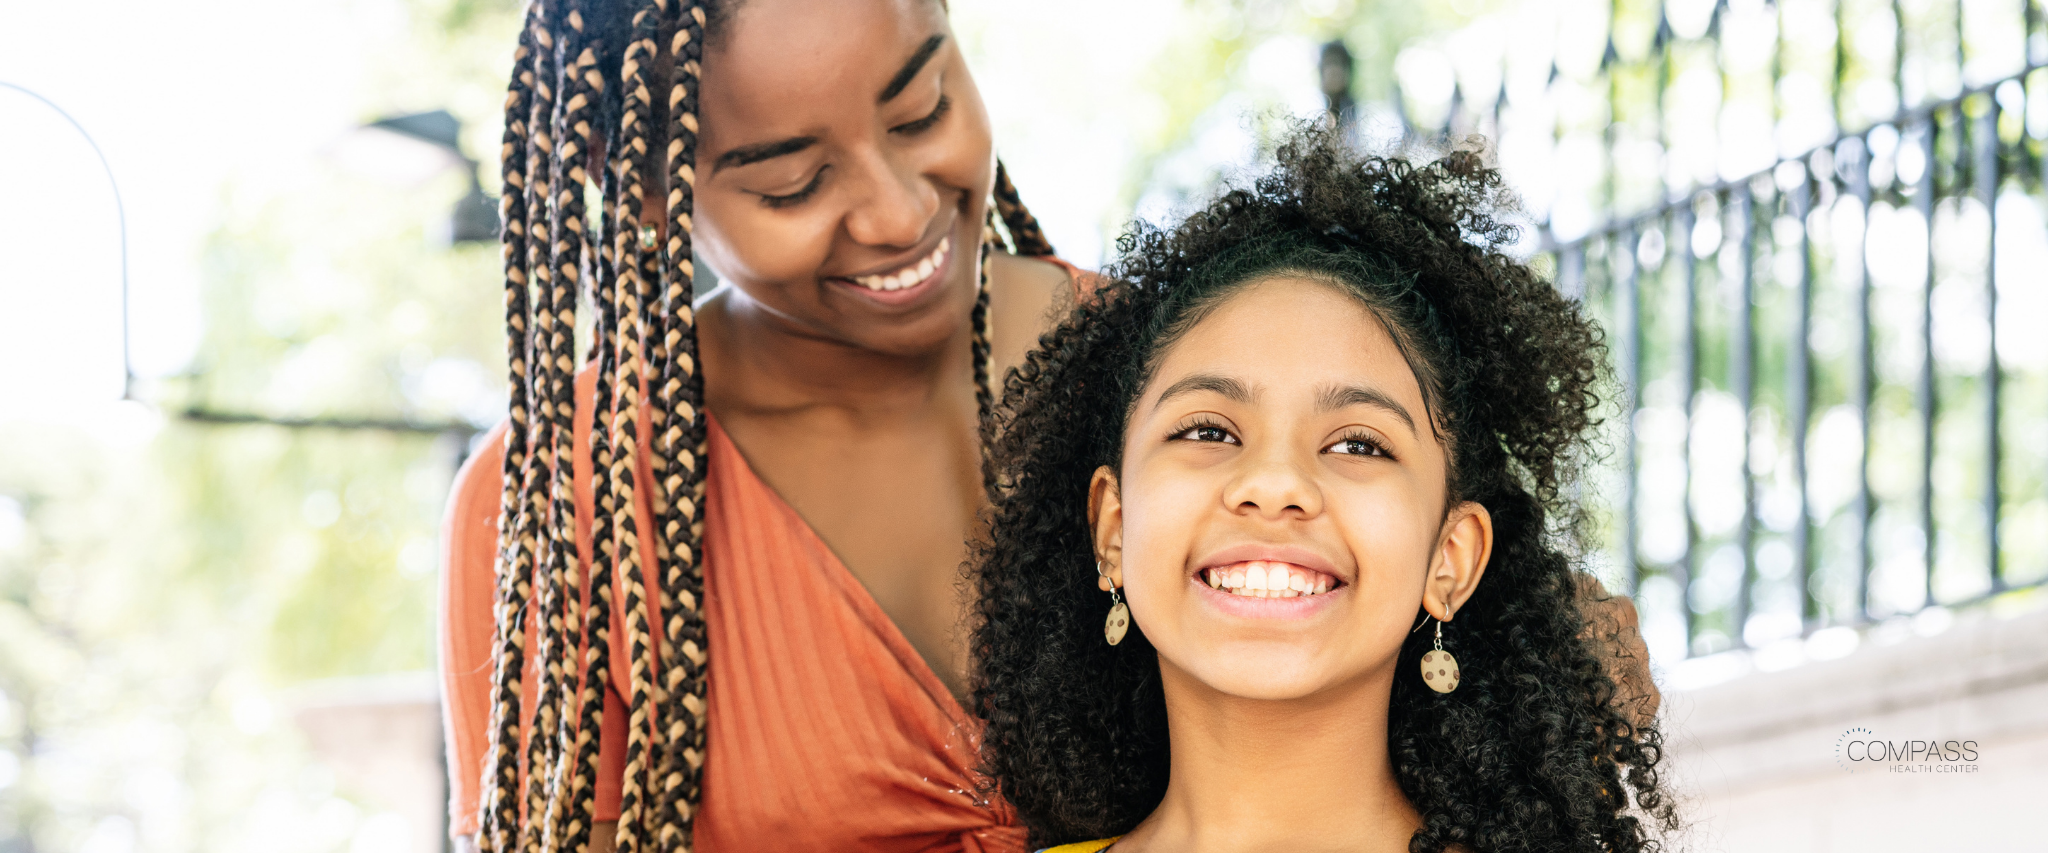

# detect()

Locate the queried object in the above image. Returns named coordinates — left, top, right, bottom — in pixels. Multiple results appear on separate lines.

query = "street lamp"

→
left=336, top=109, right=497, bottom=244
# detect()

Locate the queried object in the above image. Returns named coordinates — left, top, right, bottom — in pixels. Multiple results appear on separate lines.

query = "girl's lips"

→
left=1192, top=571, right=1346, bottom=621
left=1193, top=544, right=1348, bottom=584
left=1200, top=561, right=1340, bottom=597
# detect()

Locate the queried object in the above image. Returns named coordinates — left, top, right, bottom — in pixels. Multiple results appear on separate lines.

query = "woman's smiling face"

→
left=694, top=0, right=994, bottom=356
left=1090, top=275, right=1491, bottom=701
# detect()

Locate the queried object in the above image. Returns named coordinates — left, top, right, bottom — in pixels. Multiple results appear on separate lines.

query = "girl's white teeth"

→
left=853, top=237, right=949, bottom=292
left=1203, top=561, right=1335, bottom=598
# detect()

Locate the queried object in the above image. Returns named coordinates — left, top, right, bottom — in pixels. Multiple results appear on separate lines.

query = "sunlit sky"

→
left=0, top=0, right=401, bottom=413
left=0, top=0, right=1329, bottom=421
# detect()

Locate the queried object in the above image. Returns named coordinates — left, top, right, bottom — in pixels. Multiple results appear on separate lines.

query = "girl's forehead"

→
left=1143, top=276, right=1423, bottom=407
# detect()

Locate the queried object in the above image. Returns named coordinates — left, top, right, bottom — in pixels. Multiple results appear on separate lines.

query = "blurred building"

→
left=1373, top=0, right=2048, bottom=844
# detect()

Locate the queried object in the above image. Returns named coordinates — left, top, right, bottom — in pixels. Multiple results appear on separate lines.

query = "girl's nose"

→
left=1223, top=454, right=1324, bottom=521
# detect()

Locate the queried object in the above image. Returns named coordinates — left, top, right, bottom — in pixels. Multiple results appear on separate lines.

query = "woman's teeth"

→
left=1201, top=561, right=1336, bottom=598
left=852, top=237, right=949, bottom=292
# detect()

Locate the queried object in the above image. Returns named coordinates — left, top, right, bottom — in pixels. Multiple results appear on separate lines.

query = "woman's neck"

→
left=697, top=286, right=975, bottom=423
left=1117, top=663, right=1422, bottom=853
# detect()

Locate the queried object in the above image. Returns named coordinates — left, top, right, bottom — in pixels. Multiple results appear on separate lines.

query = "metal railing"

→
left=1382, top=0, right=2048, bottom=656
left=1562, top=72, right=2044, bottom=655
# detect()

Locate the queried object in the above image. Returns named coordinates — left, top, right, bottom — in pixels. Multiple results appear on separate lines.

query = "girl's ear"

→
left=1088, top=466, right=1125, bottom=591
left=1425, top=501, right=1493, bottom=621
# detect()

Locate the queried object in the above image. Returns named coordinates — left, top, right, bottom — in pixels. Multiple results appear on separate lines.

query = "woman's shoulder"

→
left=1036, top=839, right=1118, bottom=853
left=984, top=251, right=1101, bottom=378
left=985, top=251, right=1104, bottom=303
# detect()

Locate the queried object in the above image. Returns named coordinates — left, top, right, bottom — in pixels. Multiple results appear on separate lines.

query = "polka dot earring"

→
left=1099, top=562, right=1130, bottom=646
left=1420, top=617, right=1460, bottom=693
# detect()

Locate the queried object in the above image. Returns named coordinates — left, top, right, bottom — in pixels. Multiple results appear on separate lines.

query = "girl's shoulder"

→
left=1036, top=839, right=1119, bottom=853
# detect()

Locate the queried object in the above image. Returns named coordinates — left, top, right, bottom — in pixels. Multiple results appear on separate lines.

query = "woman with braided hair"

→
left=440, top=0, right=1075, bottom=850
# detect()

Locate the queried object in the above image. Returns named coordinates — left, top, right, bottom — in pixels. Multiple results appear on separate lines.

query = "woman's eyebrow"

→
left=879, top=35, right=946, bottom=103
left=1316, top=384, right=1416, bottom=436
left=711, top=135, right=820, bottom=175
left=1152, top=373, right=1255, bottom=411
left=709, top=35, right=945, bottom=176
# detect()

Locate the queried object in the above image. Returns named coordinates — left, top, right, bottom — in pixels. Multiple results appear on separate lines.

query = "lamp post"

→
left=346, top=109, right=498, bottom=244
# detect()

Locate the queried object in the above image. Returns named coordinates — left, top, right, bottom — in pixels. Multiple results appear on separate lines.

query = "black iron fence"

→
left=1385, top=0, right=2048, bottom=656
left=1564, top=69, right=2046, bottom=656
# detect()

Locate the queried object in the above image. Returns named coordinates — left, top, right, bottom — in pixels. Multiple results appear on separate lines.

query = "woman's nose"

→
left=840, top=150, right=938, bottom=248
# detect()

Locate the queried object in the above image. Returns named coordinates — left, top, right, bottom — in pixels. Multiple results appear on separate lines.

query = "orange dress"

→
left=441, top=365, right=1026, bottom=851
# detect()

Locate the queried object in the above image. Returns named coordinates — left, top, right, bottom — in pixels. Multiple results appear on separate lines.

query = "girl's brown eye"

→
left=1171, top=424, right=1238, bottom=444
left=1325, top=437, right=1388, bottom=457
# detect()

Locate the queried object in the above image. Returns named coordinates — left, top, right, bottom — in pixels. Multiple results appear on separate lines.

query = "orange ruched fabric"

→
left=441, top=365, right=1025, bottom=852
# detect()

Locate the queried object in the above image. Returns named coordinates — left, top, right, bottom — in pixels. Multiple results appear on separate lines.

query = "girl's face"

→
left=694, top=0, right=994, bottom=357
left=1091, top=276, right=1492, bottom=701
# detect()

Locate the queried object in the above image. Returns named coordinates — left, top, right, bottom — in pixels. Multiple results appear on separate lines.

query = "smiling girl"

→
left=972, top=129, right=1677, bottom=853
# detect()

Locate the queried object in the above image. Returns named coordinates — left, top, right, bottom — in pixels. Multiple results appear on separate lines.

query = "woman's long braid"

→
left=652, top=3, right=712, bottom=844
left=992, top=160, right=1054, bottom=258
left=513, top=6, right=566, bottom=849
left=480, top=7, right=544, bottom=850
left=605, top=3, right=666, bottom=851
left=971, top=219, right=999, bottom=495
left=553, top=4, right=617, bottom=850
left=972, top=163, right=1055, bottom=494
left=522, top=0, right=588, bottom=844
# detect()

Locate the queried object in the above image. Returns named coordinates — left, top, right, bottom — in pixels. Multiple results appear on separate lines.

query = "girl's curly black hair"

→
left=969, top=125, right=1677, bottom=852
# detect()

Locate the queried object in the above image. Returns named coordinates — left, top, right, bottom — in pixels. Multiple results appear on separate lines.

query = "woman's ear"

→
left=1088, top=466, right=1124, bottom=591
left=1425, top=500, right=1492, bottom=621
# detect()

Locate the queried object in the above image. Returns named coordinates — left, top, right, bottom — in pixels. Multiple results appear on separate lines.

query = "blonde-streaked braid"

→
left=521, top=0, right=587, bottom=845
left=970, top=163, right=1057, bottom=495
left=605, top=4, right=666, bottom=852
left=992, top=160, right=1054, bottom=258
left=650, top=2, right=712, bottom=842
left=476, top=3, right=1062, bottom=849
left=544, top=4, right=616, bottom=851
left=512, top=5, right=565, bottom=849
left=478, top=6, right=544, bottom=851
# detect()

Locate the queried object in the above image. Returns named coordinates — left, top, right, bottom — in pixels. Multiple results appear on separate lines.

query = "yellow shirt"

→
left=1038, top=839, right=1119, bottom=853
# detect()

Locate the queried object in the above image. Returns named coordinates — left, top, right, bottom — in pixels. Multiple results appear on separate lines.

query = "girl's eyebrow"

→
left=1316, top=384, right=1416, bottom=436
left=1152, top=373, right=1255, bottom=411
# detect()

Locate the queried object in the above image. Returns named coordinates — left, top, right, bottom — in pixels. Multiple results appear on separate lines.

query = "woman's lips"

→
left=849, top=236, right=950, bottom=292
left=829, top=236, right=953, bottom=307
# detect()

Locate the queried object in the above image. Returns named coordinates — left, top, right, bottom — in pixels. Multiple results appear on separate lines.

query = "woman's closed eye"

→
left=1167, top=419, right=1239, bottom=446
left=1323, top=431, right=1393, bottom=459
left=755, top=166, right=829, bottom=209
left=889, top=94, right=951, bottom=135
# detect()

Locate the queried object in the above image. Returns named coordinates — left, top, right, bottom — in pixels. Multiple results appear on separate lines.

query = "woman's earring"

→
left=1099, top=562, right=1130, bottom=646
left=1420, top=617, right=1460, bottom=693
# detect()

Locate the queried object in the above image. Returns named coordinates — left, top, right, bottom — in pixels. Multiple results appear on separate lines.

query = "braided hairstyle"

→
left=970, top=125, right=1678, bottom=850
left=476, top=1, right=1057, bottom=850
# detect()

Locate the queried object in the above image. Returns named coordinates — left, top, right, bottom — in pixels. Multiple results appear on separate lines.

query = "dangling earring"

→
left=1419, top=616, right=1460, bottom=693
left=1099, top=561, right=1130, bottom=646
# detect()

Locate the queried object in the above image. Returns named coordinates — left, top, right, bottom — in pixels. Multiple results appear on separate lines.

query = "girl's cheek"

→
left=1124, top=468, right=1216, bottom=589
